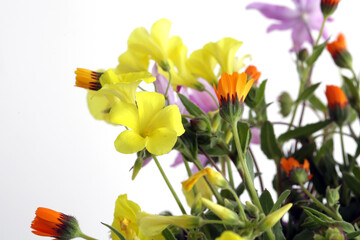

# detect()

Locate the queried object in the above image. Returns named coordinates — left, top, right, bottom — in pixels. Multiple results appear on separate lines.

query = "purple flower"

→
left=247, top=0, right=330, bottom=51
left=187, top=79, right=218, bottom=113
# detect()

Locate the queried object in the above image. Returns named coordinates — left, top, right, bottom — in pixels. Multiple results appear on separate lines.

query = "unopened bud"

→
left=205, top=168, right=228, bottom=189
left=290, top=168, right=309, bottom=185
left=245, top=201, right=260, bottom=218
left=258, top=203, right=292, bottom=232
left=132, top=157, right=144, bottom=180
left=191, top=117, right=210, bottom=133
left=201, top=198, right=240, bottom=224
left=314, top=226, right=345, bottom=240
left=298, top=48, right=309, bottom=62
left=278, top=92, right=293, bottom=117
left=321, top=0, right=340, bottom=17
left=326, top=186, right=340, bottom=207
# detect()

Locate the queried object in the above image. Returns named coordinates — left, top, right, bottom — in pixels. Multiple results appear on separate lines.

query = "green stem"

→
left=300, top=183, right=342, bottom=221
left=193, top=158, right=224, bottom=205
left=315, top=16, right=327, bottom=46
left=137, top=85, right=147, bottom=92
left=153, top=155, right=187, bottom=214
left=164, top=71, right=172, bottom=104
left=226, top=186, right=247, bottom=222
left=79, top=233, right=98, bottom=240
left=232, top=123, right=276, bottom=240
left=287, top=103, right=299, bottom=132
left=201, top=219, right=245, bottom=227
left=339, top=126, right=349, bottom=167
left=226, top=156, right=235, bottom=189
left=181, top=114, right=195, bottom=119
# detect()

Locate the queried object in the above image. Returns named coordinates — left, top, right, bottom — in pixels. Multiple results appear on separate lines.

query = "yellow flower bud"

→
left=257, top=203, right=293, bottom=232
left=215, top=231, right=246, bottom=240
left=201, top=198, right=240, bottom=224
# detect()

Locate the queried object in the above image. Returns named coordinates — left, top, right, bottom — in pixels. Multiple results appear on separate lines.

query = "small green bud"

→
left=245, top=201, right=260, bottom=218
left=211, top=112, right=221, bottom=131
left=278, top=92, right=293, bottom=117
left=290, top=168, right=309, bottom=185
left=160, top=61, right=170, bottom=72
left=326, top=186, right=340, bottom=207
left=190, top=117, right=211, bottom=133
left=201, top=198, right=240, bottom=224
left=314, top=226, right=345, bottom=240
left=258, top=203, right=292, bottom=232
left=298, top=48, right=309, bottom=62
left=132, top=157, right=144, bottom=180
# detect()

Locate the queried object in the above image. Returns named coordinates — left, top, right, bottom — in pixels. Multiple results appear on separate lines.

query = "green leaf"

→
left=348, top=231, right=360, bottom=239
left=343, top=172, right=360, bottom=198
left=309, top=95, right=327, bottom=112
left=278, top=120, right=332, bottom=142
left=306, top=40, right=328, bottom=66
left=101, top=222, right=126, bottom=240
left=246, top=151, right=255, bottom=182
left=260, top=121, right=283, bottom=161
left=237, top=121, right=251, bottom=152
left=303, top=209, right=328, bottom=228
left=295, top=83, right=321, bottom=103
left=178, top=93, right=206, bottom=117
left=270, top=190, right=291, bottom=213
left=260, top=189, right=274, bottom=215
left=255, top=80, right=267, bottom=106
left=353, top=166, right=360, bottom=181
left=162, top=227, right=176, bottom=240
left=293, top=230, right=314, bottom=240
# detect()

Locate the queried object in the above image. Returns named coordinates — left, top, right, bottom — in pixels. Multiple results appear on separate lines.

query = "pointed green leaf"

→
left=306, top=40, right=328, bottom=66
left=295, top=83, right=321, bottom=103
left=237, top=121, right=251, bottom=152
left=309, top=95, right=327, bottom=112
left=343, top=172, right=360, bottom=198
left=260, top=189, right=274, bottom=215
left=101, top=222, right=126, bottom=240
left=270, top=190, right=291, bottom=213
left=162, top=227, right=176, bottom=240
left=178, top=93, right=207, bottom=117
left=255, top=80, right=267, bottom=106
left=260, top=121, right=283, bottom=161
left=278, top=120, right=332, bottom=142
left=347, top=231, right=360, bottom=239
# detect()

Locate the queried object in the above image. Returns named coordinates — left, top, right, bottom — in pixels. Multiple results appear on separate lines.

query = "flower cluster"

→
left=31, top=1, right=360, bottom=240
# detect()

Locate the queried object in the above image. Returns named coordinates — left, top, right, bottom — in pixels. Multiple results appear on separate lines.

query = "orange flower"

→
left=325, top=85, right=348, bottom=108
left=31, top=207, right=81, bottom=239
left=75, top=68, right=102, bottom=91
left=321, top=0, right=340, bottom=16
left=281, top=157, right=313, bottom=180
left=326, top=34, right=353, bottom=69
left=327, top=34, right=346, bottom=59
left=213, top=72, right=253, bottom=107
left=245, top=65, right=261, bottom=84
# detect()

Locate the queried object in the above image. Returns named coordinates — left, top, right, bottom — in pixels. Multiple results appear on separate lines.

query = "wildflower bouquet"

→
left=31, top=1, right=360, bottom=239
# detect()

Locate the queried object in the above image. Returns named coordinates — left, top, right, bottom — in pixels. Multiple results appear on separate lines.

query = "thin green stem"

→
left=204, top=88, right=219, bottom=107
left=339, top=126, right=349, bottom=167
left=225, top=156, right=235, bottom=189
left=153, top=155, right=187, bottom=214
left=232, top=123, right=276, bottom=240
left=79, top=233, right=98, bottom=240
left=201, top=219, right=245, bottom=227
left=249, top=147, right=264, bottom=193
left=164, top=71, right=172, bottom=103
left=315, top=16, right=327, bottom=46
left=226, top=186, right=247, bottom=222
left=288, top=103, right=299, bottom=132
left=137, top=85, right=147, bottom=92
left=181, top=114, right=195, bottom=119
left=300, top=183, right=342, bottom=221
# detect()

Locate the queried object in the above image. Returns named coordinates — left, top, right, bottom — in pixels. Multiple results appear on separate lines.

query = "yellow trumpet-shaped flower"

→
left=109, top=91, right=185, bottom=155
left=182, top=168, right=227, bottom=191
left=127, top=19, right=172, bottom=71
left=187, top=49, right=218, bottom=84
left=203, top=38, right=244, bottom=74
left=216, top=231, right=246, bottom=240
left=75, top=68, right=155, bottom=122
left=137, top=212, right=200, bottom=237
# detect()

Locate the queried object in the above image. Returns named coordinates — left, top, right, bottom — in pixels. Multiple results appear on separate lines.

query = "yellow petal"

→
left=114, top=130, right=146, bottom=154
left=118, top=71, right=156, bottom=84
left=128, top=27, right=165, bottom=64
left=98, top=81, right=140, bottom=104
left=136, top=92, right=165, bottom=130
left=147, top=105, right=185, bottom=136
left=86, top=90, right=113, bottom=122
left=117, top=50, right=150, bottom=73
left=181, top=169, right=208, bottom=191
left=216, top=231, right=246, bottom=240
left=151, top=19, right=171, bottom=57
left=146, top=127, right=177, bottom=155
left=109, top=101, right=139, bottom=130
left=204, top=37, right=243, bottom=74
left=188, top=49, right=218, bottom=84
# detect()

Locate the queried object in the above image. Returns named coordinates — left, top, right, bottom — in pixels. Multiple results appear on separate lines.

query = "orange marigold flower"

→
left=326, top=34, right=353, bottom=69
left=325, top=85, right=349, bottom=125
left=321, top=0, right=340, bottom=16
left=75, top=68, right=102, bottom=91
left=245, top=65, right=261, bottom=84
left=281, top=157, right=313, bottom=184
left=31, top=207, right=81, bottom=239
left=213, top=72, right=253, bottom=107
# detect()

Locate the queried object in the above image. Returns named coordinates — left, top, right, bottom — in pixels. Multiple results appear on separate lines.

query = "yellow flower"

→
left=109, top=91, right=185, bottom=155
left=182, top=177, right=212, bottom=208
left=182, top=168, right=227, bottom=191
left=187, top=49, right=218, bottom=84
left=75, top=68, right=155, bottom=123
left=137, top=212, right=200, bottom=237
left=127, top=19, right=172, bottom=71
left=203, top=38, right=246, bottom=74
left=117, top=50, right=150, bottom=74
left=216, top=231, right=246, bottom=240
left=111, top=194, right=143, bottom=240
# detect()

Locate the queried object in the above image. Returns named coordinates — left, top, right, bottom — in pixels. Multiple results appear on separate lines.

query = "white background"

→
left=1, top=0, right=359, bottom=239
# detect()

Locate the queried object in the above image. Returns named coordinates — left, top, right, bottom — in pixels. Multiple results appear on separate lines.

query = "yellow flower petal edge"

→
left=114, top=130, right=147, bottom=154
left=215, top=231, right=246, bottom=240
